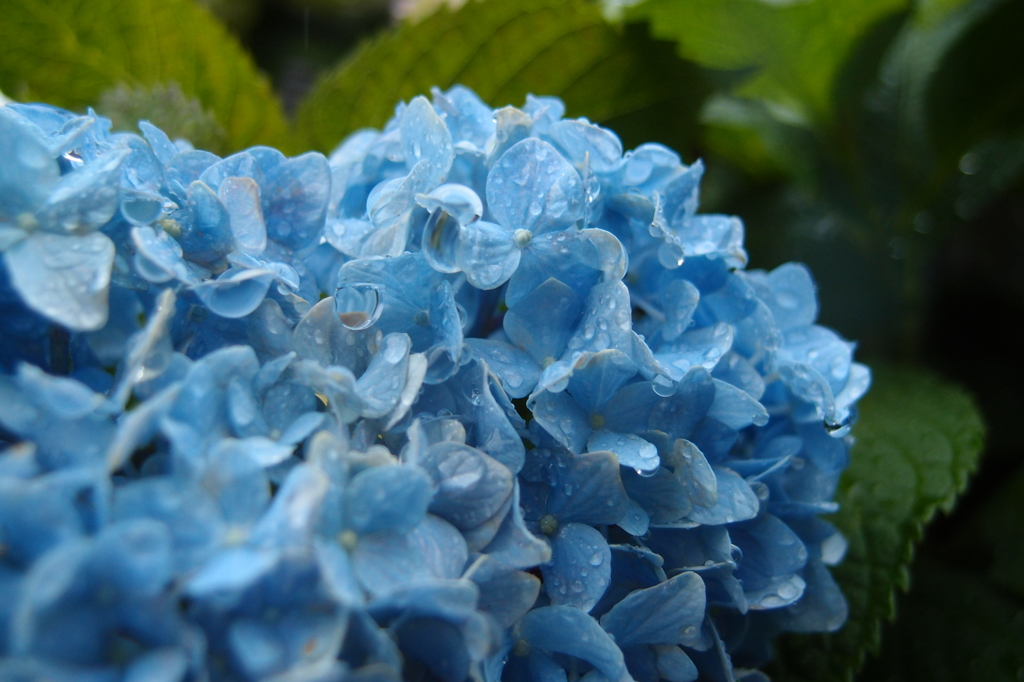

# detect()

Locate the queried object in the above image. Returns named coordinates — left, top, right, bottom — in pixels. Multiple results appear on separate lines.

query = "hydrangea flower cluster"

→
left=0, top=87, right=869, bottom=682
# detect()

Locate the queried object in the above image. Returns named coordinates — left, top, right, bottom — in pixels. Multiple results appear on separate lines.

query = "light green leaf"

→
left=627, top=0, right=908, bottom=123
left=768, top=366, right=986, bottom=682
left=296, top=0, right=709, bottom=154
left=0, top=0, right=289, bottom=153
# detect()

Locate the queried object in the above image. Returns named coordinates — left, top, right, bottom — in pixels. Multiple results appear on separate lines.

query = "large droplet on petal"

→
left=421, top=208, right=462, bottom=274
left=334, top=283, right=382, bottom=331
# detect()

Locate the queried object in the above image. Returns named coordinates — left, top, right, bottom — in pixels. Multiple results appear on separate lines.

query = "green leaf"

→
left=295, top=0, right=709, bottom=155
left=768, top=366, right=986, bottom=682
left=626, top=0, right=908, bottom=123
left=98, top=83, right=227, bottom=154
left=0, top=0, right=289, bottom=153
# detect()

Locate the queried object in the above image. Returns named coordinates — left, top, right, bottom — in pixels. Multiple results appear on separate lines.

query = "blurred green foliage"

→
left=294, top=0, right=708, bottom=154
left=1, top=0, right=1021, bottom=679
left=0, top=0, right=290, bottom=150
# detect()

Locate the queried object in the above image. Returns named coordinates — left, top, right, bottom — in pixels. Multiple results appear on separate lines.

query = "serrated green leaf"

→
left=627, top=0, right=907, bottom=124
left=295, top=0, right=709, bottom=154
left=0, top=0, right=289, bottom=153
left=768, top=366, right=986, bottom=682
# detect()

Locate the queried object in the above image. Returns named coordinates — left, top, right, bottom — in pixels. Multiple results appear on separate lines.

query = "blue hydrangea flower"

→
left=0, top=88, right=869, bottom=682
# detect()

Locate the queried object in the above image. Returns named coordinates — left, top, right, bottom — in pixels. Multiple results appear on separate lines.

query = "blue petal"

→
left=587, top=430, right=659, bottom=474
left=113, top=476, right=224, bottom=573
left=529, top=389, right=591, bottom=454
left=199, top=151, right=263, bottom=191
left=36, top=147, right=128, bottom=233
left=519, top=606, right=629, bottom=682
left=482, top=481, right=552, bottom=569
left=486, top=106, right=533, bottom=162
left=465, top=339, right=540, bottom=399
left=548, top=119, right=623, bottom=174
left=617, top=498, right=651, bottom=536
left=4, top=231, right=114, bottom=331
left=660, top=279, right=700, bottom=342
left=262, top=152, right=331, bottom=253
left=356, top=333, right=411, bottom=418
left=599, top=571, right=705, bottom=646
left=647, top=367, right=716, bottom=440
left=368, top=578, right=478, bottom=624
left=654, top=645, right=699, bottom=682
left=655, top=323, right=734, bottom=382
left=407, top=514, right=469, bottom=580
left=598, top=381, right=662, bottom=434
left=203, top=439, right=273, bottom=524
left=353, top=534, right=435, bottom=597
left=123, top=648, right=189, bottom=682
left=347, top=464, right=433, bottom=535
left=165, top=150, right=220, bottom=198
left=139, top=120, right=179, bottom=165
left=0, top=474, right=85, bottom=566
left=119, top=188, right=164, bottom=226
left=293, top=297, right=374, bottom=371
left=180, top=180, right=233, bottom=265
left=130, top=226, right=198, bottom=285
left=401, top=96, right=455, bottom=187
left=218, top=176, right=268, bottom=256
left=547, top=450, right=630, bottom=526
left=432, top=85, right=495, bottom=149
left=314, top=538, right=363, bottom=607
left=523, top=94, right=566, bottom=134
left=90, top=518, right=175, bottom=597
left=417, top=183, right=481, bottom=227
left=711, top=352, right=765, bottom=401
left=456, top=220, right=521, bottom=290
left=707, top=379, right=768, bottom=429
left=770, top=550, right=847, bottom=632
left=486, top=138, right=584, bottom=235
left=420, top=441, right=514, bottom=531
left=422, top=357, right=527, bottom=472
left=504, top=277, right=584, bottom=366
left=193, top=267, right=274, bottom=318
left=0, top=107, right=59, bottom=219
left=666, top=438, right=717, bottom=508
left=394, top=618, right=470, bottom=682
left=760, top=262, right=818, bottom=330
left=249, top=463, right=329, bottom=548
left=467, top=555, right=541, bottom=628
left=542, top=522, right=611, bottom=612
left=566, top=349, right=637, bottom=414
left=622, top=468, right=692, bottom=525
left=429, top=279, right=463, bottom=362
left=685, top=467, right=759, bottom=526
